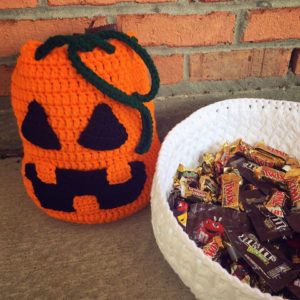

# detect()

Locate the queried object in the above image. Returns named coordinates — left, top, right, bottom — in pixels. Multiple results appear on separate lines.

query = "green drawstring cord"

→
left=35, top=30, right=160, bottom=154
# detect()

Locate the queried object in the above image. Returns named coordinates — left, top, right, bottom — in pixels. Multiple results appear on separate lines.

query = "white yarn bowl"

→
left=151, top=98, right=300, bottom=300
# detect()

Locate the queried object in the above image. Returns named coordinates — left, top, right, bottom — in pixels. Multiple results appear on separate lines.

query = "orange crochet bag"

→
left=11, top=30, right=160, bottom=224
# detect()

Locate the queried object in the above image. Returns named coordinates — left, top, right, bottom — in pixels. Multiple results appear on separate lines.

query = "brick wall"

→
left=0, top=0, right=300, bottom=97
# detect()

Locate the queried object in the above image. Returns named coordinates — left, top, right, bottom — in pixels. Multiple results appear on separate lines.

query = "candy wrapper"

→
left=221, top=173, right=240, bottom=210
left=226, top=156, right=274, bottom=195
left=226, top=230, right=297, bottom=292
left=169, top=139, right=300, bottom=297
left=187, top=203, right=251, bottom=245
left=246, top=203, right=292, bottom=242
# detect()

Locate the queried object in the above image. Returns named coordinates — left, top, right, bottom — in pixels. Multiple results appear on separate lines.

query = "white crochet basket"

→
left=151, top=98, right=300, bottom=300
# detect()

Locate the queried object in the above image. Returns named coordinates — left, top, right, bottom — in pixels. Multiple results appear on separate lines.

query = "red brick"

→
left=0, top=0, right=37, bottom=9
left=48, top=0, right=174, bottom=5
left=0, top=18, right=106, bottom=58
left=118, top=13, right=235, bottom=47
left=153, top=55, right=183, bottom=84
left=291, top=49, right=300, bottom=75
left=190, top=48, right=291, bottom=81
left=243, top=8, right=300, bottom=42
left=0, top=65, right=14, bottom=96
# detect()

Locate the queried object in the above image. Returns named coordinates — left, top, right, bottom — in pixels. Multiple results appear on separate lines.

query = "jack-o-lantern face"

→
left=11, top=31, right=160, bottom=223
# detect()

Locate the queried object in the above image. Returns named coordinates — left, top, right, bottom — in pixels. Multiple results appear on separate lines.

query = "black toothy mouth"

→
left=25, top=161, right=146, bottom=212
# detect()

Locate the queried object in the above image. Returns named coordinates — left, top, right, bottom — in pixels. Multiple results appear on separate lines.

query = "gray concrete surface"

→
left=0, top=158, right=194, bottom=300
left=1, top=89, right=300, bottom=299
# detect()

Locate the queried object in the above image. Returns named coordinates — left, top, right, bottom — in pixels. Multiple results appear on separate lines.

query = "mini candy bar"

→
left=230, top=261, right=254, bottom=286
left=201, top=153, right=215, bottom=175
left=226, top=156, right=274, bottom=195
left=170, top=140, right=300, bottom=297
left=254, top=166, right=286, bottom=189
left=180, top=177, right=211, bottom=202
left=286, top=168, right=300, bottom=179
left=202, top=235, right=224, bottom=261
left=168, top=189, right=182, bottom=209
left=286, top=176, right=300, bottom=208
left=265, top=191, right=287, bottom=218
left=167, top=189, right=188, bottom=231
left=187, top=203, right=251, bottom=245
left=226, top=230, right=297, bottom=292
left=199, top=175, right=219, bottom=201
left=175, top=200, right=189, bottom=213
left=173, top=163, right=200, bottom=189
left=266, top=191, right=286, bottom=209
left=215, top=143, right=232, bottom=170
left=221, top=173, right=240, bottom=210
left=254, top=142, right=290, bottom=161
left=231, top=139, right=253, bottom=156
left=246, top=203, right=292, bottom=242
left=247, top=149, right=285, bottom=168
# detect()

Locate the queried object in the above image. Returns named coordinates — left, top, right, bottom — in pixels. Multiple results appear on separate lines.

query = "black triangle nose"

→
left=78, top=103, right=128, bottom=151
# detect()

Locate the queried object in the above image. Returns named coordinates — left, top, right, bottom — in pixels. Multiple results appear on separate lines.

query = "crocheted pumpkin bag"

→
left=11, top=30, right=160, bottom=224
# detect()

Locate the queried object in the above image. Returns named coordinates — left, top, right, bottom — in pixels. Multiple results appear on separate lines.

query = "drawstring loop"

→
left=35, top=30, right=160, bottom=154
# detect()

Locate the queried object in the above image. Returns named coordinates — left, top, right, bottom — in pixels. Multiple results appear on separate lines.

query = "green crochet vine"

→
left=35, top=30, right=160, bottom=154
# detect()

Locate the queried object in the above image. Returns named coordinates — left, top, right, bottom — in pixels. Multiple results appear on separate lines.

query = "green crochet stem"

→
left=35, top=31, right=160, bottom=154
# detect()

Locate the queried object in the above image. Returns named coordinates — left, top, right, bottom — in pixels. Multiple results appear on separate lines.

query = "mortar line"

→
left=106, top=15, right=116, bottom=24
left=146, top=40, right=300, bottom=55
left=1, top=40, right=300, bottom=64
left=0, top=56, right=18, bottom=66
left=0, top=1, right=300, bottom=20
left=38, top=0, right=48, bottom=7
left=183, top=54, right=189, bottom=81
left=233, top=9, right=248, bottom=45
left=155, top=84, right=300, bottom=102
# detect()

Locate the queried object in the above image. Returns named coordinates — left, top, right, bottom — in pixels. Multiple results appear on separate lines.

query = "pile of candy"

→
left=168, top=139, right=300, bottom=299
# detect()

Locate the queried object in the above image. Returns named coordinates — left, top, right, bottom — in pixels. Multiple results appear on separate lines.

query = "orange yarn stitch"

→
left=11, top=35, right=160, bottom=224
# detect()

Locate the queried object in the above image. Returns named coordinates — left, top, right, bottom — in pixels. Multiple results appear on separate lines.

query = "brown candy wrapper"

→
left=288, top=277, right=300, bottom=299
left=187, top=203, right=251, bottom=245
left=239, top=189, right=266, bottom=206
left=226, top=156, right=274, bottom=195
left=221, top=173, right=240, bottom=210
left=245, top=203, right=292, bottom=242
left=287, top=211, right=300, bottom=233
left=226, top=230, right=297, bottom=292
left=230, top=261, right=255, bottom=286
left=167, top=189, right=189, bottom=231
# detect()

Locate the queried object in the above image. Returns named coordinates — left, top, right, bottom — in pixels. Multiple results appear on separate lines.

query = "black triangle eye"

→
left=78, top=104, right=128, bottom=150
left=21, top=100, right=61, bottom=150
